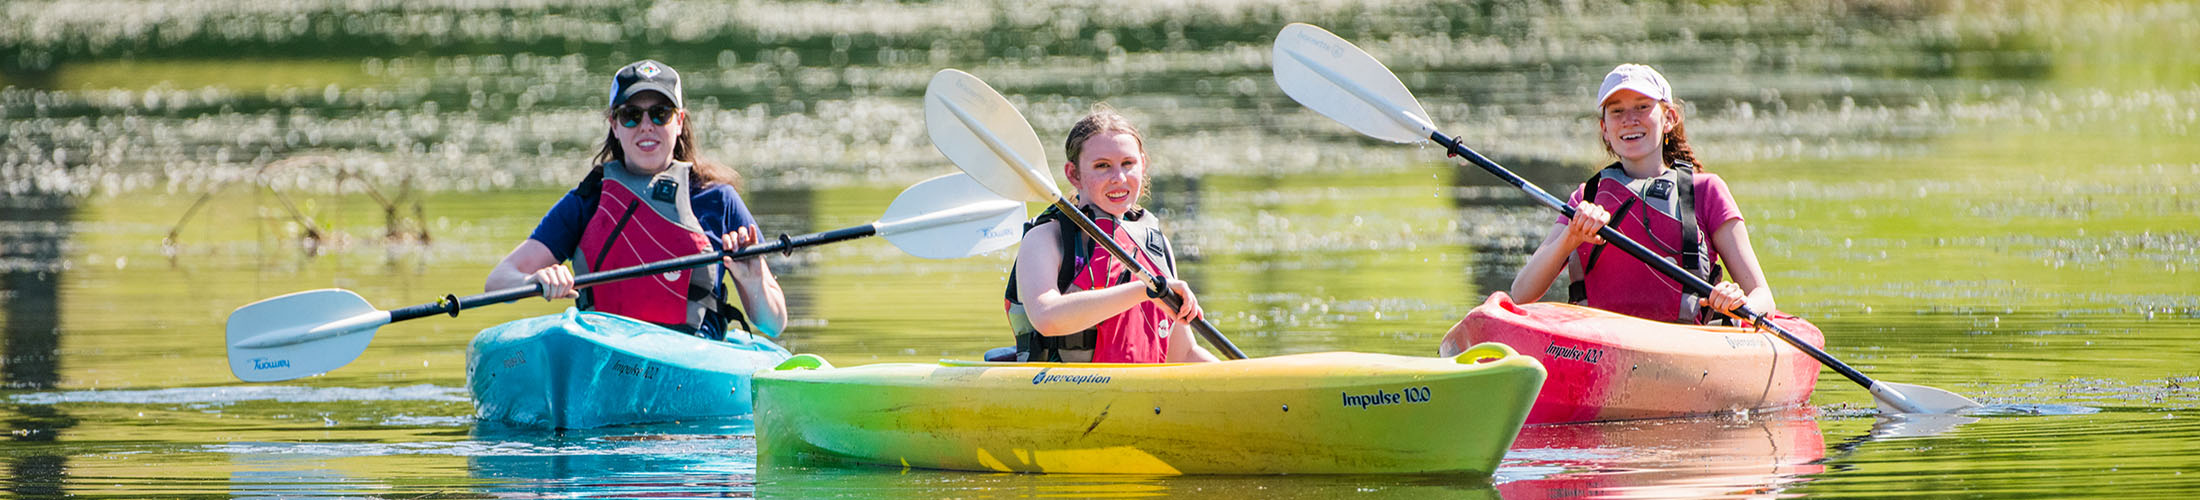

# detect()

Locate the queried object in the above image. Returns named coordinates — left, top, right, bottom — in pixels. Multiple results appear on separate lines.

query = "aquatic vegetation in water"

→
left=6, top=0, right=2193, bottom=197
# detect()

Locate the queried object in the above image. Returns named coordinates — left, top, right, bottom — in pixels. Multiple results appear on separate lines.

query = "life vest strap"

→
left=1566, top=161, right=1726, bottom=324
left=569, top=161, right=748, bottom=339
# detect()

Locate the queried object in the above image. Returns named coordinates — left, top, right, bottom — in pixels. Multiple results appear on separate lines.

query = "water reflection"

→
left=1500, top=410, right=1826, bottom=499
left=757, top=465, right=1502, bottom=499
left=1866, top=413, right=1982, bottom=440
left=747, top=186, right=820, bottom=340
left=1, top=193, right=74, bottom=498
left=1, top=194, right=70, bottom=390
left=467, top=419, right=761, bottom=498
left=229, top=452, right=375, bottom=498
left=1448, top=155, right=1586, bottom=301
left=5, top=405, right=72, bottom=498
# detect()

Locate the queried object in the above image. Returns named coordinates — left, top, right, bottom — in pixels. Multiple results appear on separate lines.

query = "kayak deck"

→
left=754, top=344, right=1545, bottom=475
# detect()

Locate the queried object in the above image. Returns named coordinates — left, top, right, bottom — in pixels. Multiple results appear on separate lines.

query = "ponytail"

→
left=1661, top=98, right=1702, bottom=170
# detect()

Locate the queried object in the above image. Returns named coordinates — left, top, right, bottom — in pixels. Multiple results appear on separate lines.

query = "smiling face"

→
left=1598, top=89, right=1677, bottom=166
left=608, top=91, right=684, bottom=173
left=1064, top=131, right=1147, bottom=217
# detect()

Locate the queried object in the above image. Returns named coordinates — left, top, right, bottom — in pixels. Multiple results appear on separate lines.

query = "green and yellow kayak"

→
left=753, top=343, right=1545, bottom=475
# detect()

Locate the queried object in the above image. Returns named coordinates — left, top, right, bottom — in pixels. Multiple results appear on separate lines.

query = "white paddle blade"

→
left=1871, top=380, right=1985, bottom=415
left=225, top=289, right=388, bottom=382
left=876, top=172, right=1029, bottom=260
left=1271, top=23, right=1439, bottom=143
left=923, top=69, right=1059, bottom=203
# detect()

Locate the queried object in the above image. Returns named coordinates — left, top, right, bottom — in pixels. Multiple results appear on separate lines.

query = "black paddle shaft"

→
left=386, top=224, right=880, bottom=322
left=1429, top=131, right=1877, bottom=388
left=1047, top=199, right=1250, bottom=360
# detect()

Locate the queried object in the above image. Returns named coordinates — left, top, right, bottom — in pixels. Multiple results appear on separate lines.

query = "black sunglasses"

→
left=615, top=104, right=679, bottom=128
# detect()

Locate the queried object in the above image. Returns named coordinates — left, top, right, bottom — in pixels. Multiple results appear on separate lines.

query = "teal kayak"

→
left=466, top=309, right=791, bottom=429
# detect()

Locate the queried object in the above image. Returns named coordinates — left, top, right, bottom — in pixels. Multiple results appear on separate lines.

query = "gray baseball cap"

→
left=609, top=59, right=683, bottom=108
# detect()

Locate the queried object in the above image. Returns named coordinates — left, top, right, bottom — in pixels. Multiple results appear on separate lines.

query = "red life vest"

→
left=574, top=161, right=719, bottom=332
left=1074, top=215, right=1176, bottom=363
left=1003, top=205, right=1177, bottom=363
left=1565, top=162, right=1725, bottom=324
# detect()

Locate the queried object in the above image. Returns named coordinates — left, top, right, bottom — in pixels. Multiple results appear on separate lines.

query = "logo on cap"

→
left=637, top=62, right=662, bottom=79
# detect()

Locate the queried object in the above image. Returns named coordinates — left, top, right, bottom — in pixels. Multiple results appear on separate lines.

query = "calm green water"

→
left=4, top=0, right=2198, bottom=497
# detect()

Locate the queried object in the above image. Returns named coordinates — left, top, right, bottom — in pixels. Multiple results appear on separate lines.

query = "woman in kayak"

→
left=1509, top=63, right=1774, bottom=324
left=485, top=59, right=788, bottom=340
left=1003, top=106, right=1217, bottom=363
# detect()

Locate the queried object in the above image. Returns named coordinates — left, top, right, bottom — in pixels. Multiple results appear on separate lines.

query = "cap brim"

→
left=1596, top=82, right=1667, bottom=108
left=614, top=83, right=681, bottom=108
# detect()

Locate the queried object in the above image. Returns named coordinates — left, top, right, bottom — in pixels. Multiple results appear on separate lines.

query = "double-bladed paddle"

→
left=921, top=69, right=1249, bottom=360
left=1271, top=22, right=1980, bottom=414
left=226, top=172, right=1027, bottom=382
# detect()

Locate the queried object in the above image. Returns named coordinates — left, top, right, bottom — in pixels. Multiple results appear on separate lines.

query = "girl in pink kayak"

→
left=1510, top=63, right=1775, bottom=324
left=485, top=60, right=788, bottom=340
left=1002, top=106, right=1218, bottom=363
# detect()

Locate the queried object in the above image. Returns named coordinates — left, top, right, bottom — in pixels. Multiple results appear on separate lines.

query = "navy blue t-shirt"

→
left=527, top=183, right=760, bottom=337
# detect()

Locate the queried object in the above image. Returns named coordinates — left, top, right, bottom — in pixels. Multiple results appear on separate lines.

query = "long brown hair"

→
left=1061, top=104, right=1148, bottom=205
left=1601, top=98, right=1705, bottom=170
left=591, top=109, right=742, bottom=188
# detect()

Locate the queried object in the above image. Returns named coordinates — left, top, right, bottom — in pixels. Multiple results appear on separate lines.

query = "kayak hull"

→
left=466, top=309, right=791, bottom=429
left=754, top=345, right=1546, bottom=475
left=1444, top=293, right=1823, bottom=425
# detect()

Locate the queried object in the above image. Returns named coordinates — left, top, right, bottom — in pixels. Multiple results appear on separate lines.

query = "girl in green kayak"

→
left=485, top=60, right=789, bottom=339
left=1003, top=106, right=1217, bottom=363
left=1510, top=63, right=1775, bottom=324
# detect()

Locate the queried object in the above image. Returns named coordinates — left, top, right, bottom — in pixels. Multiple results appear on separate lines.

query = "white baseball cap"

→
left=1595, top=63, right=1672, bottom=109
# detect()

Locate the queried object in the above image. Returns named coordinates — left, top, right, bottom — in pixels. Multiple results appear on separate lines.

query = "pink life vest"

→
left=574, top=161, right=717, bottom=331
left=1070, top=214, right=1177, bottom=363
left=1565, top=162, right=1731, bottom=324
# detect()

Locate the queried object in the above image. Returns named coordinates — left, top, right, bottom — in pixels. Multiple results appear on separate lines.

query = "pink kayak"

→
left=1441, top=293, right=1823, bottom=425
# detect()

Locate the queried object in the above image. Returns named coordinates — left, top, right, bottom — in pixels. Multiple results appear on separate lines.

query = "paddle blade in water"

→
left=1872, top=380, right=1985, bottom=415
left=225, top=289, right=389, bottom=382
left=923, top=69, right=1058, bottom=203
left=876, top=172, right=1028, bottom=260
left=1271, top=23, right=1438, bottom=143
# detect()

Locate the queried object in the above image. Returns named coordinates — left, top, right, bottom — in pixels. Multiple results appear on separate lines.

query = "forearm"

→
left=487, top=240, right=560, bottom=292
left=1745, top=287, right=1776, bottom=315
left=1026, top=281, right=1151, bottom=337
left=485, top=262, right=534, bottom=291
left=1510, top=228, right=1578, bottom=302
left=1167, top=323, right=1220, bottom=363
left=728, top=261, right=788, bottom=336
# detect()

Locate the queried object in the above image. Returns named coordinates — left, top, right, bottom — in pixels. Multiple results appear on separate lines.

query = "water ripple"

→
left=7, top=384, right=467, bottom=405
